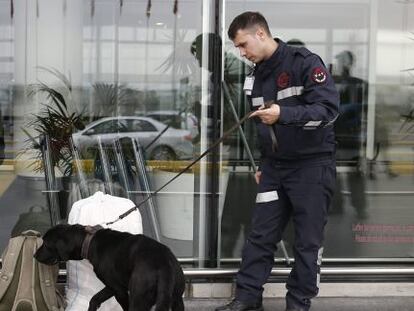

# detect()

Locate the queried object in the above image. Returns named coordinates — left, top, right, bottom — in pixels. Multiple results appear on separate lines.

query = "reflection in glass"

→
left=221, top=1, right=414, bottom=261
left=0, top=0, right=414, bottom=265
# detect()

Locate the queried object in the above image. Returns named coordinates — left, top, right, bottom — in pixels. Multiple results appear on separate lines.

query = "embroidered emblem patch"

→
left=312, top=67, right=327, bottom=83
left=277, top=72, right=290, bottom=88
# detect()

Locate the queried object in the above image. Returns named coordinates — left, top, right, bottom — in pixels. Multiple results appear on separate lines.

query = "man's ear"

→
left=256, top=27, right=266, bottom=40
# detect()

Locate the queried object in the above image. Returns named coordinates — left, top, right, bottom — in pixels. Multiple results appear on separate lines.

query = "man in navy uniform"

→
left=216, top=12, right=339, bottom=311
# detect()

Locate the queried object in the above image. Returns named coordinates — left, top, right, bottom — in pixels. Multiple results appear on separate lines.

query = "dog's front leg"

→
left=114, top=291, right=129, bottom=311
left=88, top=286, right=115, bottom=311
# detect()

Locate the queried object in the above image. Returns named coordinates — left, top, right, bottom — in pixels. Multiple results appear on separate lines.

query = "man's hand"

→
left=250, top=103, right=280, bottom=124
left=254, top=171, right=262, bottom=184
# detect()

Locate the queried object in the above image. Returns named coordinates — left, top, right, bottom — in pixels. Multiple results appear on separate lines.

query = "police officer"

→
left=216, top=12, right=339, bottom=311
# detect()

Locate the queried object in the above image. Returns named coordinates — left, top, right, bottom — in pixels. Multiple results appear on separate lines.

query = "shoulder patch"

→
left=311, top=67, right=327, bottom=84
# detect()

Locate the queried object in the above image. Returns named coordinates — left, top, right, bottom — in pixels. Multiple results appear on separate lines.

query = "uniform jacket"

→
left=248, top=39, right=339, bottom=164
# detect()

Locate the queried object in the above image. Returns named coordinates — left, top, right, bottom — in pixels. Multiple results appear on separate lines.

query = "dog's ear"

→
left=55, top=239, right=71, bottom=261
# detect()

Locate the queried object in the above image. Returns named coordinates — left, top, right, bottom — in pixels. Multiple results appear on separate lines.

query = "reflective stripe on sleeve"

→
left=277, top=86, right=304, bottom=100
left=304, top=120, right=322, bottom=127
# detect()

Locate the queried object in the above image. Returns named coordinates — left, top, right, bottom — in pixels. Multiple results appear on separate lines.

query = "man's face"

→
left=232, top=28, right=265, bottom=63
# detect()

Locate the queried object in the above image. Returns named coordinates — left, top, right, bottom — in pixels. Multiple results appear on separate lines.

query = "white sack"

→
left=66, top=191, right=142, bottom=311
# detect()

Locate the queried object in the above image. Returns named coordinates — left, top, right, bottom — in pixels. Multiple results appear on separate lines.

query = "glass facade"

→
left=0, top=0, right=413, bottom=273
left=223, top=0, right=414, bottom=261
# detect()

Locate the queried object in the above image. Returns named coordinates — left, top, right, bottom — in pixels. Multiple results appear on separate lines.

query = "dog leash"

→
left=265, top=100, right=279, bottom=152
left=104, top=109, right=255, bottom=226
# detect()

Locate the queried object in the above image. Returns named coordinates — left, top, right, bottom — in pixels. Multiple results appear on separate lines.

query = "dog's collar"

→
left=81, top=225, right=103, bottom=260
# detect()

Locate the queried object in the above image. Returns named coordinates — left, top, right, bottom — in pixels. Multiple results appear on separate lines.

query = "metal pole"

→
left=41, top=135, right=61, bottom=225
left=69, top=137, right=90, bottom=198
left=222, top=81, right=256, bottom=171
left=131, top=138, right=162, bottom=241
left=113, top=139, right=131, bottom=199
left=96, top=136, right=114, bottom=195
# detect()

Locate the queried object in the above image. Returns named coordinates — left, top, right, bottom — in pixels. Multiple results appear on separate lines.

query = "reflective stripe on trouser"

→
left=235, top=160, right=336, bottom=311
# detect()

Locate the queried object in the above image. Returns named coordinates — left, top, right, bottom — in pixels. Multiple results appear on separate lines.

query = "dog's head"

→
left=34, top=224, right=86, bottom=265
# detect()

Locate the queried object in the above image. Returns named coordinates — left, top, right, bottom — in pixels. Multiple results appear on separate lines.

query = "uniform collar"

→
left=255, top=38, right=286, bottom=78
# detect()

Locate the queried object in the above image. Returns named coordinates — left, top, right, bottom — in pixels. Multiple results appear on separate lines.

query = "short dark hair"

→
left=228, top=11, right=271, bottom=40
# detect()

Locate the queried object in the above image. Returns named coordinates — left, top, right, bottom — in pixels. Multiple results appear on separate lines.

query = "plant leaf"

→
left=37, top=66, right=72, bottom=92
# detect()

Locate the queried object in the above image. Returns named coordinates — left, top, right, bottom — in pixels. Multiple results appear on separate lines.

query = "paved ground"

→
left=185, top=297, right=414, bottom=311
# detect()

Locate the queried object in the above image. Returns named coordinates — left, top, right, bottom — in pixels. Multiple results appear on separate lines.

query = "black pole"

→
left=203, top=0, right=222, bottom=268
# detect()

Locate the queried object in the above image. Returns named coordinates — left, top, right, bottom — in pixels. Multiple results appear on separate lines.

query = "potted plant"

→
left=20, top=67, right=85, bottom=219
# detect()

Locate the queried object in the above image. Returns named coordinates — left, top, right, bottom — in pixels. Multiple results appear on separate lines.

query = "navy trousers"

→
left=235, top=158, right=336, bottom=311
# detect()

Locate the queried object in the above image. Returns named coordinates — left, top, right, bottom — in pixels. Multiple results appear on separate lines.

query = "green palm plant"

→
left=92, top=82, right=126, bottom=117
left=157, top=30, right=198, bottom=76
left=91, top=83, right=146, bottom=117
left=21, top=67, right=85, bottom=176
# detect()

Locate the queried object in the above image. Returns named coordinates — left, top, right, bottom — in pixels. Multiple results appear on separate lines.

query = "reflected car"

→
left=145, top=110, right=199, bottom=141
left=72, top=116, right=194, bottom=160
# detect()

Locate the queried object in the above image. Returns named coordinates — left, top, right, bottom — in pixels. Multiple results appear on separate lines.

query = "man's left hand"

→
left=250, top=103, right=280, bottom=124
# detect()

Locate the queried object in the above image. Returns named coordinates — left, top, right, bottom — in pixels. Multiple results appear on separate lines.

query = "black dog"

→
left=34, top=224, right=185, bottom=311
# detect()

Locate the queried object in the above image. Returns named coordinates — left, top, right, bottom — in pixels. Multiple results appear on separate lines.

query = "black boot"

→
left=215, top=299, right=264, bottom=311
